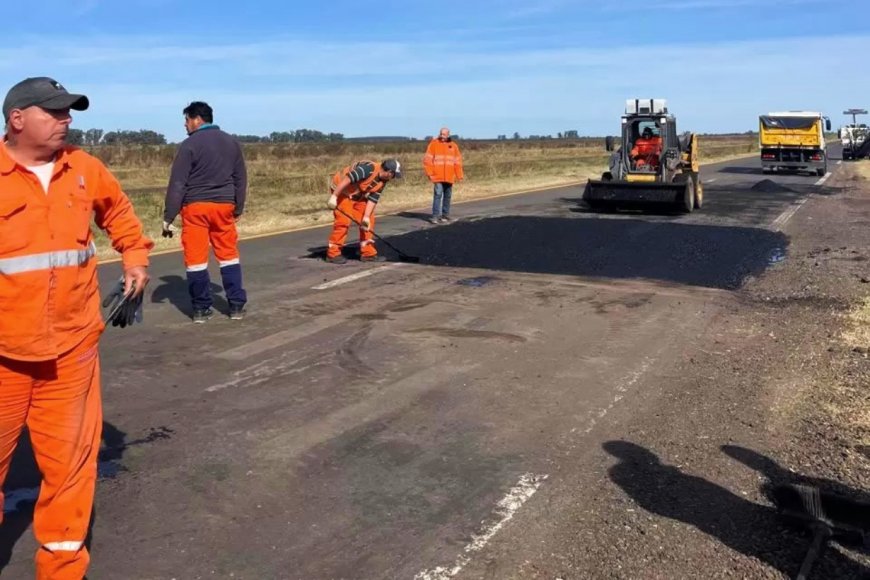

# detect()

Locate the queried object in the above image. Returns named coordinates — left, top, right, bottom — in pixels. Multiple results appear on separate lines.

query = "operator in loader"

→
left=325, top=159, right=402, bottom=264
left=631, top=126, right=662, bottom=169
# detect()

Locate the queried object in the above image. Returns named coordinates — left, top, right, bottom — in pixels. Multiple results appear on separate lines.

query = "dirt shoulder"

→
left=458, top=163, right=870, bottom=579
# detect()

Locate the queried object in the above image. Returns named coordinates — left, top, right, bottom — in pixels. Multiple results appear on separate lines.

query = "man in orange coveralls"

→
left=162, top=101, right=248, bottom=323
left=0, top=77, right=153, bottom=578
left=631, top=126, right=663, bottom=169
left=325, top=158, right=402, bottom=264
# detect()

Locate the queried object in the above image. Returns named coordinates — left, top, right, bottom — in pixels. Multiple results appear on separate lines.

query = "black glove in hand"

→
left=101, top=278, right=144, bottom=328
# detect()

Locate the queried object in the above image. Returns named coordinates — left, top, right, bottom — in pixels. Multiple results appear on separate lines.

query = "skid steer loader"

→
left=583, top=99, right=703, bottom=213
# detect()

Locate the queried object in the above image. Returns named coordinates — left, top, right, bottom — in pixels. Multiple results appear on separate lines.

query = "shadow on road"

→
left=329, top=216, right=789, bottom=290
left=395, top=211, right=434, bottom=223
left=722, top=445, right=870, bottom=542
left=604, top=441, right=870, bottom=579
left=0, top=422, right=173, bottom=573
left=151, top=275, right=228, bottom=317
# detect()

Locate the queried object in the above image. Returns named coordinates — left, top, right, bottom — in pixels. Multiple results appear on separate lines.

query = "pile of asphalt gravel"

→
left=751, top=179, right=795, bottom=193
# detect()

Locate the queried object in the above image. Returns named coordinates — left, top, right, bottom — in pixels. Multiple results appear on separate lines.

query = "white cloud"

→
left=2, top=33, right=867, bottom=140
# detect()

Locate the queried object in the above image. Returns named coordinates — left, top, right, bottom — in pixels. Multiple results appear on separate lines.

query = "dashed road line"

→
left=771, top=198, right=810, bottom=231
left=312, top=263, right=405, bottom=290
left=814, top=172, right=832, bottom=186
left=703, top=178, right=717, bottom=184
left=414, top=473, right=548, bottom=580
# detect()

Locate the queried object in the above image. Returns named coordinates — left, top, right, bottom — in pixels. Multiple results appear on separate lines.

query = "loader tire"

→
left=694, top=178, right=703, bottom=210
left=680, top=176, right=695, bottom=213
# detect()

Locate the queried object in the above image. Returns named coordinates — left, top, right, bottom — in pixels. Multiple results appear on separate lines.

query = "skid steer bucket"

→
left=583, top=179, right=690, bottom=207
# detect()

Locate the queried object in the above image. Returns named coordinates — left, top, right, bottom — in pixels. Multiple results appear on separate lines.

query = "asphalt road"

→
left=0, top=145, right=846, bottom=579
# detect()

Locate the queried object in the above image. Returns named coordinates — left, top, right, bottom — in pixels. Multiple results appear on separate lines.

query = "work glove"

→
left=361, top=215, right=371, bottom=231
left=101, top=278, right=144, bottom=328
left=327, top=194, right=338, bottom=210
left=161, top=221, right=175, bottom=238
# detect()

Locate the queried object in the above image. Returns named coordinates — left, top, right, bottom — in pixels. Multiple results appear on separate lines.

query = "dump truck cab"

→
left=585, top=98, right=702, bottom=213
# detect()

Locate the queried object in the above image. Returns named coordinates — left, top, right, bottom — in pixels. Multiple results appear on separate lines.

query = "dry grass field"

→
left=91, top=135, right=759, bottom=258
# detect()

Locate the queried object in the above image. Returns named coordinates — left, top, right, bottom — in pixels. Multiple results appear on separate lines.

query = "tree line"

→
left=66, top=127, right=593, bottom=146
left=66, top=128, right=347, bottom=146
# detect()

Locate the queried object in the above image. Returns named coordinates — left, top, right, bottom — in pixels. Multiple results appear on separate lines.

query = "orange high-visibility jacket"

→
left=631, top=136, right=662, bottom=159
left=330, top=161, right=387, bottom=203
left=423, top=138, right=464, bottom=184
left=0, top=143, right=154, bottom=361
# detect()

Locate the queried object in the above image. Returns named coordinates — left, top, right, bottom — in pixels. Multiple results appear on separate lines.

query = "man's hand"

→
left=234, top=214, right=242, bottom=223
left=102, top=271, right=147, bottom=328
left=124, top=266, right=150, bottom=298
left=361, top=215, right=371, bottom=231
left=161, top=221, right=175, bottom=238
left=327, top=194, right=338, bottom=210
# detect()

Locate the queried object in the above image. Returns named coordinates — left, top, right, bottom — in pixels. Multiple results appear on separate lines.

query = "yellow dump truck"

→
left=759, top=111, right=831, bottom=176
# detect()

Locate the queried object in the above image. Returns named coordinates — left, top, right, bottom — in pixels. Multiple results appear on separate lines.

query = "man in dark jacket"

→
left=163, top=101, right=248, bottom=323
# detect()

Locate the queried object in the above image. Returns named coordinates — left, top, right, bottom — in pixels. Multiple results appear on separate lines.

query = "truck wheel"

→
left=817, top=166, right=826, bottom=177
left=681, top=177, right=695, bottom=213
left=694, top=179, right=703, bottom=209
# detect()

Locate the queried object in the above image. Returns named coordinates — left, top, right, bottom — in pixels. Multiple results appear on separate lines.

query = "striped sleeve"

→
left=348, top=162, right=375, bottom=184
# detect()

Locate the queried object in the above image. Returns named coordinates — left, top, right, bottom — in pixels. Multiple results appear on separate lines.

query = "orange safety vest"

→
left=330, top=161, right=387, bottom=202
left=0, top=143, right=153, bottom=361
left=631, top=137, right=662, bottom=159
left=423, top=138, right=464, bottom=184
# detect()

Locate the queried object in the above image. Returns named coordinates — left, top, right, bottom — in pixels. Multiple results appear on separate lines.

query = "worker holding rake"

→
left=325, top=158, right=402, bottom=264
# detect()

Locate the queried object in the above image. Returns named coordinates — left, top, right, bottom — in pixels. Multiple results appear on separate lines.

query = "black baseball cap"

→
left=3, top=77, right=89, bottom=122
left=382, top=158, right=403, bottom=178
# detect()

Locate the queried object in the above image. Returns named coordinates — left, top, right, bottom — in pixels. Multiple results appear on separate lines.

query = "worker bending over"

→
left=325, top=159, right=402, bottom=264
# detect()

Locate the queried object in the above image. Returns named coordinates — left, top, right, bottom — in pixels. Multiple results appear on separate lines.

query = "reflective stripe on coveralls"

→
left=0, top=242, right=96, bottom=275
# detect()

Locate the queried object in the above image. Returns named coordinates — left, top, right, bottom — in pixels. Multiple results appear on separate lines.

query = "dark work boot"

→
left=192, top=308, right=214, bottom=324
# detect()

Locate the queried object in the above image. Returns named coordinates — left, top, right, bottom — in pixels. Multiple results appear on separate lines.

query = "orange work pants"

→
left=0, top=335, right=102, bottom=579
left=180, top=202, right=240, bottom=270
left=327, top=198, right=376, bottom=259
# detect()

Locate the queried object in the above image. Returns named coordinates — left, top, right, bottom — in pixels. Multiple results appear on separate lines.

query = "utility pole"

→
left=843, top=108, right=868, bottom=125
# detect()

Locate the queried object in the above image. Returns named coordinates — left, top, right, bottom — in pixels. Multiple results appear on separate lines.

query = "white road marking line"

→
left=582, top=358, right=652, bottom=435
left=414, top=473, right=548, bottom=580
left=703, top=178, right=717, bottom=184
left=311, top=263, right=404, bottom=290
left=814, top=172, right=832, bottom=186
left=770, top=198, right=810, bottom=232
left=206, top=354, right=322, bottom=392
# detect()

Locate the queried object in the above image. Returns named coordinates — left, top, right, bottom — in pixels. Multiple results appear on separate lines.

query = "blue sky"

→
left=3, top=0, right=868, bottom=142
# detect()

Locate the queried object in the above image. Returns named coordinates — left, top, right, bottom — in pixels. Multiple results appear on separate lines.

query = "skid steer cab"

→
left=583, top=98, right=703, bottom=213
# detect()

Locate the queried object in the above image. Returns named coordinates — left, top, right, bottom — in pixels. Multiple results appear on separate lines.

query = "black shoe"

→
left=192, top=308, right=214, bottom=324
left=229, top=305, right=246, bottom=320
left=440, top=215, right=453, bottom=223
left=360, top=255, right=386, bottom=263
left=326, top=255, right=347, bottom=264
